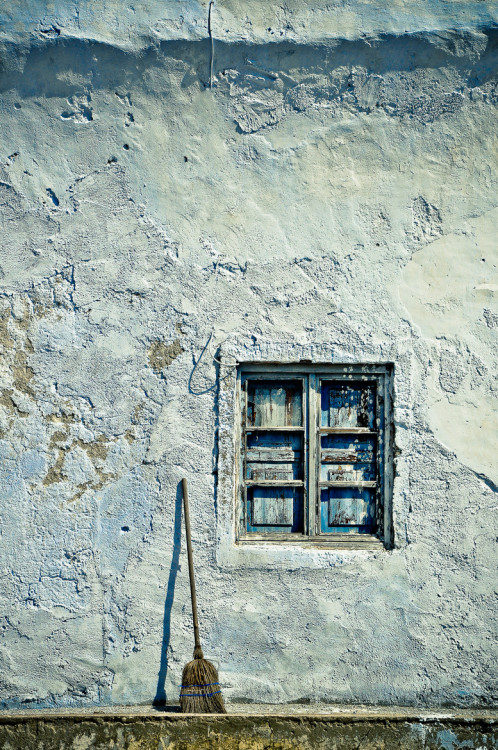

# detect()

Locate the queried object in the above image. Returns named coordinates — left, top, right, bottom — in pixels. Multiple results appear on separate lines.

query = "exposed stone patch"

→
left=11, top=350, right=35, bottom=398
left=48, top=429, right=69, bottom=449
left=46, top=412, right=77, bottom=425
left=0, top=309, right=13, bottom=349
left=74, top=436, right=110, bottom=464
left=148, top=338, right=184, bottom=373
left=42, top=448, right=67, bottom=486
left=43, top=433, right=116, bottom=493
left=0, top=389, right=25, bottom=416
left=233, top=90, right=285, bottom=133
left=0, top=304, right=36, bottom=418
left=68, top=471, right=117, bottom=504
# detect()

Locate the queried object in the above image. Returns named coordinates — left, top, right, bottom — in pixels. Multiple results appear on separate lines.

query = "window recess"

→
left=237, top=365, right=393, bottom=548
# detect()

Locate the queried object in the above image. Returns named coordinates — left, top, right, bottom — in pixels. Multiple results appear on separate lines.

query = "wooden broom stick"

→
left=182, top=478, right=203, bottom=658
left=179, top=478, right=226, bottom=713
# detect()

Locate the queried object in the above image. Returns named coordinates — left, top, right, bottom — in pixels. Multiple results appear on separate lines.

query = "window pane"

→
left=247, top=380, right=303, bottom=427
left=247, top=486, right=304, bottom=533
left=321, top=381, right=376, bottom=429
left=320, top=487, right=376, bottom=533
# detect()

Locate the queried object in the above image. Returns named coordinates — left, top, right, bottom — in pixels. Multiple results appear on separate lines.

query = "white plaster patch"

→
left=399, top=208, right=498, bottom=484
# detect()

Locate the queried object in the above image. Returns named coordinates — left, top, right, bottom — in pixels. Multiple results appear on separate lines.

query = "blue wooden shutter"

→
left=243, top=379, right=305, bottom=533
left=319, top=381, right=378, bottom=534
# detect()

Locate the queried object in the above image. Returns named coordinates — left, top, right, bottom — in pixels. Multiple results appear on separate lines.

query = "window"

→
left=236, top=364, right=394, bottom=548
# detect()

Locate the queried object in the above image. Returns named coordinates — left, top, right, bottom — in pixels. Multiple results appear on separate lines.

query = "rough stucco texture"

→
left=0, top=1, right=497, bottom=711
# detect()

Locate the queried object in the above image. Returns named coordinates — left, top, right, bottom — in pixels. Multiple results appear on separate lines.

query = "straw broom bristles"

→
left=180, top=645, right=226, bottom=714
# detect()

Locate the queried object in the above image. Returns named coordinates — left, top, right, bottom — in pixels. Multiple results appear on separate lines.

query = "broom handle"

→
left=182, top=478, right=202, bottom=653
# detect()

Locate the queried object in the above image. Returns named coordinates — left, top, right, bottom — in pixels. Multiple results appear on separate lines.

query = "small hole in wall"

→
left=14, top=102, right=21, bottom=109
left=123, top=144, right=129, bottom=150
left=482, top=258, right=486, bottom=262
left=46, top=188, right=59, bottom=207
left=121, top=526, right=130, bottom=532
left=184, top=155, right=188, bottom=162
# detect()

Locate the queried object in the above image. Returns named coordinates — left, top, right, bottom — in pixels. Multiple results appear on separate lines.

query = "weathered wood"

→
left=247, top=486, right=304, bottom=532
left=321, top=449, right=374, bottom=463
left=247, top=431, right=303, bottom=448
left=319, top=427, right=376, bottom=434
left=327, top=467, right=375, bottom=482
left=252, top=487, right=294, bottom=526
left=255, top=385, right=284, bottom=427
left=308, top=373, right=319, bottom=535
left=242, top=362, right=390, bottom=375
left=319, top=481, right=376, bottom=488
left=238, top=533, right=384, bottom=548
left=239, top=367, right=392, bottom=544
left=324, top=382, right=376, bottom=429
left=181, top=478, right=202, bottom=653
left=246, top=480, right=304, bottom=486
left=248, top=380, right=303, bottom=427
left=320, top=432, right=376, bottom=484
left=250, top=468, right=294, bottom=481
left=322, top=451, right=359, bottom=463
left=247, top=448, right=301, bottom=462
left=326, top=467, right=365, bottom=482
left=238, top=532, right=308, bottom=542
left=246, top=426, right=305, bottom=432
left=320, top=486, right=376, bottom=531
left=244, top=383, right=305, bottom=533
left=327, top=493, right=371, bottom=526
left=246, top=447, right=302, bottom=480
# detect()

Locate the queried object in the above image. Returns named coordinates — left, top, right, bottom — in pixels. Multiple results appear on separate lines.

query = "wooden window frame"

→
left=235, top=363, right=394, bottom=550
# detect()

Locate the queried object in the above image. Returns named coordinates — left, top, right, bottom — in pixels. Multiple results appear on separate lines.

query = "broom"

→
left=179, top=478, right=226, bottom=713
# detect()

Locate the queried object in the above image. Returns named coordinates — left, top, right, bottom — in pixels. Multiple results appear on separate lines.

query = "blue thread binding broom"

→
left=179, top=478, right=226, bottom=713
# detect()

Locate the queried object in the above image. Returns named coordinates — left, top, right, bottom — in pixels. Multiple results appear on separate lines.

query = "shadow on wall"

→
left=154, top=481, right=182, bottom=707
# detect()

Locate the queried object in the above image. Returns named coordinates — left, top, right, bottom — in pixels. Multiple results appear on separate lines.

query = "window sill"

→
left=216, top=531, right=389, bottom=569
left=236, top=533, right=385, bottom=550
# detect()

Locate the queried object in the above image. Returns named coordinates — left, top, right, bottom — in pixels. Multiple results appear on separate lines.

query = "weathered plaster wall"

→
left=0, top=1, right=497, bottom=710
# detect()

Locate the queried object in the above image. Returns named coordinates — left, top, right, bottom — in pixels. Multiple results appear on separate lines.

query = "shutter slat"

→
left=247, top=448, right=301, bottom=461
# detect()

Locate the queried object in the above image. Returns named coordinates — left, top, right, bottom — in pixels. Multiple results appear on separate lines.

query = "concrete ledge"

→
left=0, top=705, right=496, bottom=749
